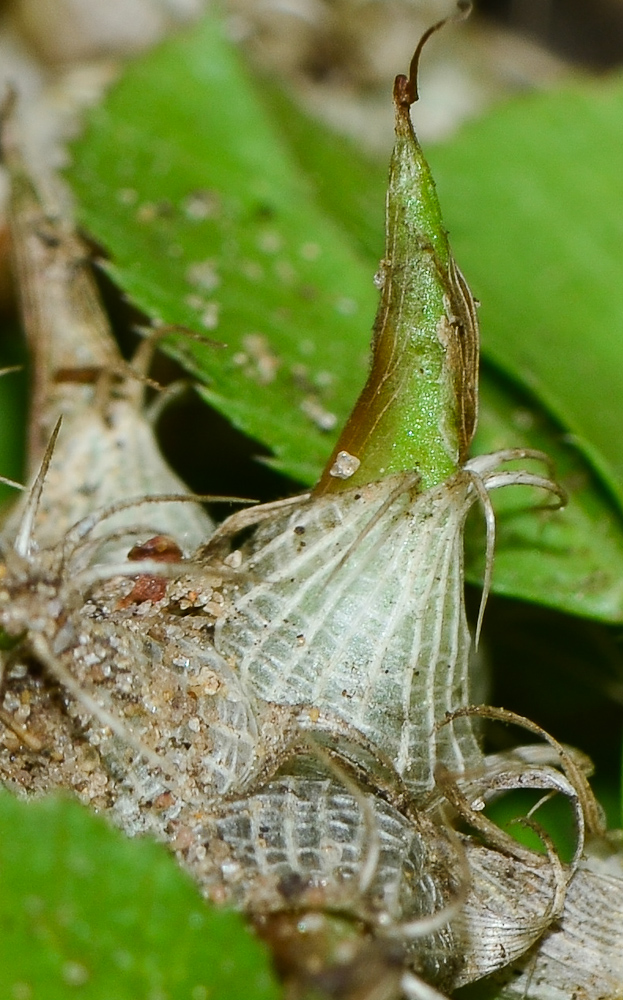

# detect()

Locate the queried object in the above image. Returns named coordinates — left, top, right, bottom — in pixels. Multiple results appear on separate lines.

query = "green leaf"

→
left=259, top=81, right=385, bottom=262
left=426, top=76, right=623, bottom=513
left=67, top=12, right=377, bottom=486
left=0, top=791, right=280, bottom=1000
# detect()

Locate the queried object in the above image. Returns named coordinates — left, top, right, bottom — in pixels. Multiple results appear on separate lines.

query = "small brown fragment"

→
left=117, top=574, right=167, bottom=608
left=153, top=791, right=175, bottom=811
left=127, top=535, right=184, bottom=563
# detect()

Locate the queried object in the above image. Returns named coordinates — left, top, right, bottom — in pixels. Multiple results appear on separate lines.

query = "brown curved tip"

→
left=402, top=0, right=472, bottom=107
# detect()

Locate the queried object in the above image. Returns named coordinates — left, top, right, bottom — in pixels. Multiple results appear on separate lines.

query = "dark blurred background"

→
left=478, top=0, right=623, bottom=68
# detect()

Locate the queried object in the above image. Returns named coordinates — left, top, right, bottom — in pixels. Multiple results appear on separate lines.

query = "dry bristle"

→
left=0, top=476, right=24, bottom=491
left=13, top=417, right=62, bottom=559
left=440, top=703, right=604, bottom=865
left=404, top=1, right=473, bottom=105
left=464, top=450, right=567, bottom=645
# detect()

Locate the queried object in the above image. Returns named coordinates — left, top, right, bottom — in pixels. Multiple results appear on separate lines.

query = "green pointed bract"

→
left=316, top=74, right=479, bottom=495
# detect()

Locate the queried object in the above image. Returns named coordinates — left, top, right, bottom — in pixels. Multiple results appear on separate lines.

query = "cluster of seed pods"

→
left=1, top=25, right=623, bottom=1000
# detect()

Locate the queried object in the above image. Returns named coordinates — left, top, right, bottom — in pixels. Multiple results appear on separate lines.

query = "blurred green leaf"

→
left=65, top=14, right=623, bottom=621
left=0, top=791, right=280, bottom=1000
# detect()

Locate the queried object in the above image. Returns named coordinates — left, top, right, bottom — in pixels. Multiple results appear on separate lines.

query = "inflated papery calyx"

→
left=212, top=46, right=564, bottom=796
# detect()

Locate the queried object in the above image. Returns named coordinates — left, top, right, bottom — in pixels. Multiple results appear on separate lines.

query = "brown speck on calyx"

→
left=120, top=537, right=183, bottom=608
left=137, top=200, right=173, bottom=222
left=118, top=575, right=168, bottom=608
left=153, top=791, right=175, bottom=811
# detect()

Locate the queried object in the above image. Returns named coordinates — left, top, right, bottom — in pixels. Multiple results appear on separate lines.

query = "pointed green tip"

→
left=316, top=75, right=479, bottom=496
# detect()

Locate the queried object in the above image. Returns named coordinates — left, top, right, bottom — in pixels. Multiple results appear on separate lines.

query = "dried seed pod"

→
left=210, top=771, right=467, bottom=996
left=431, top=708, right=623, bottom=995
left=205, top=7, right=560, bottom=800
left=467, top=842, right=623, bottom=999
left=198, top=17, right=600, bottom=993
left=453, top=837, right=568, bottom=988
left=1, top=116, right=213, bottom=559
